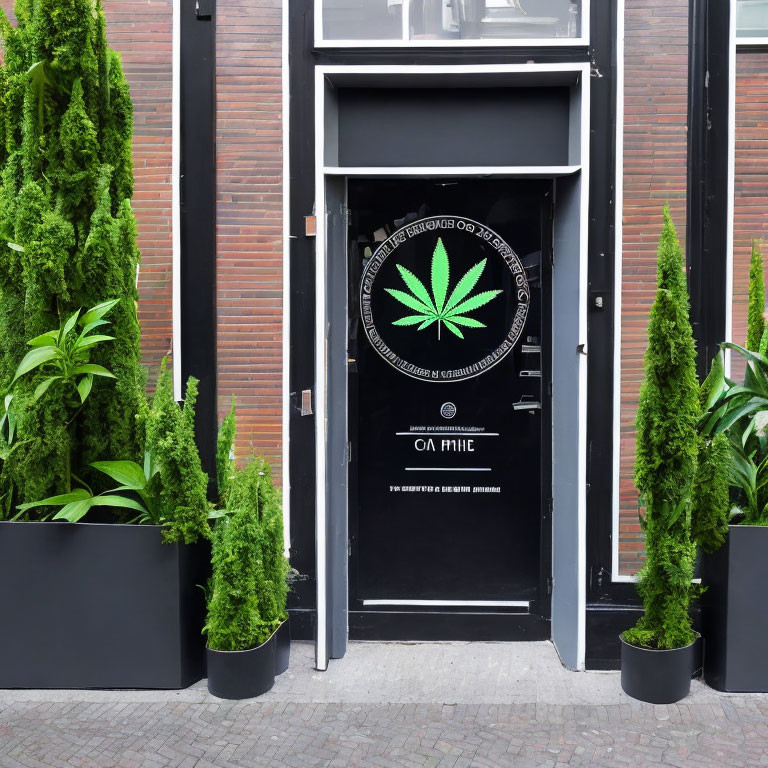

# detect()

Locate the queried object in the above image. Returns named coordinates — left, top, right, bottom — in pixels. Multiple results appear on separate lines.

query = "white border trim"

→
left=314, top=69, right=329, bottom=672
left=172, top=0, right=182, bottom=399
left=726, top=0, right=737, bottom=378
left=324, top=165, right=582, bottom=177
left=282, top=0, right=292, bottom=557
left=362, top=599, right=530, bottom=608
left=611, top=0, right=634, bottom=583
left=576, top=66, right=590, bottom=669
left=314, top=61, right=591, bottom=671
left=736, top=36, right=768, bottom=46
left=314, top=0, right=591, bottom=48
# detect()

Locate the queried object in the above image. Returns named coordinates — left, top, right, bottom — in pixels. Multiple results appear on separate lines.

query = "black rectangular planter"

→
left=0, top=522, right=209, bottom=689
left=702, top=525, right=768, bottom=692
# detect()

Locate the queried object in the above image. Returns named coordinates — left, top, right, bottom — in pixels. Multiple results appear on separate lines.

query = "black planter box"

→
left=207, top=634, right=276, bottom=700
left=275, top=617, right=290, bottom=676
left=0, top=521, right=209, bottom=689
left=620, top=634, right=699, bottom=704
left=702, top=525, right=768, bottom=692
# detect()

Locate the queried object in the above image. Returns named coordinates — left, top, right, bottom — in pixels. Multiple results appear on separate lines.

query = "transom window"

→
left=316, top=0, right=587, bottom=46
left=737, top=0, right=768, bottom=39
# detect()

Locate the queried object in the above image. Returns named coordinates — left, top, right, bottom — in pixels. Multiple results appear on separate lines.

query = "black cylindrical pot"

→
left=620, top=634, right=698, bottom=704
left=206, top=634, right=276, bottom=700
left=275, top=618, right=290, bottom=676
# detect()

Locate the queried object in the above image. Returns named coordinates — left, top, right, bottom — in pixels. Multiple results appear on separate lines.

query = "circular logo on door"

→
left=360, top=215, right=530, bottom=383
left=440, top=402, right=457, bottom=420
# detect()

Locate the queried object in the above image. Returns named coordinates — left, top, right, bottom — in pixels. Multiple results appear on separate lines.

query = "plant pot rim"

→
left=207, top=620, right=286, bottom=656
left=619, top=632, right=699, bottom=654
left=0, top=520, right=166, bottom=530
left=727, top=523, right=768, bottom=530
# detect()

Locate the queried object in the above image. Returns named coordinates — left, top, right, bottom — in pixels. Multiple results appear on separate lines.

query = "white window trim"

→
left=313, top=0, right=591, bottom=48
left=282, top=0, right=292, bottom=557
left=172, top=0, right=182, bottom=399
left=611, top=0, right=633, bottom=584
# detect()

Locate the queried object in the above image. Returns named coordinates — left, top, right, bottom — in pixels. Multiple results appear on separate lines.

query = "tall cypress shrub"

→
left=624, top=208, right=701, bottom=651
left=747, top=240, right=766, bottom=351
left=0, top=0, right=144, bottom=504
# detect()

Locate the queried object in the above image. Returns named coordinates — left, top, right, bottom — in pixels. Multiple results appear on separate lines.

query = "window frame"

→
left=313, top=0, right=591, bottom=48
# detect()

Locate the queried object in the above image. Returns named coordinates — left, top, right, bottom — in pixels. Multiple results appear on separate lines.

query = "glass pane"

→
left=737, top=0, right=768, bottom=37
left=321, top=0, right=582, bottom=43
left=323, top=0, right=404, bottom=40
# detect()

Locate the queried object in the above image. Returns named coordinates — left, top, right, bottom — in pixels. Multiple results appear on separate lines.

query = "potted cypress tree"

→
left=620, top=208, right=702, bottom=704
left=204, top=424, right=290, bottom=699
left=697, top=239, right=768, bottom=692
left=0, top=3, right=211, bottom=689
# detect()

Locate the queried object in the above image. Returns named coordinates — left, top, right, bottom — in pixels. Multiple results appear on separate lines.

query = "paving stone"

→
left=1, top=642, right=768, bottom=767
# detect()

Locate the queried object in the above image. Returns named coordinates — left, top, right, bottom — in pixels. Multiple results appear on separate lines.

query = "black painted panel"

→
left=0, top=523, right=209, bottom=689
left=702, top=526, right=768, bottom=692
left=337, top=87, right=570, bottom=167
left=349, top=610, right=550, bottom=641
left=347, top=179, right=550, bottom=623
left=180, top=0, right=217, bottom=483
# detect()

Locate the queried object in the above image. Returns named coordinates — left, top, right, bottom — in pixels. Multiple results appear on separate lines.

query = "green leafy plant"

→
left=142, top=359, right=211, bottom=543
left=0, top=0, right=145, bottom=513
left=623, top=208, right=701, bottom=651
left=3, top=301, right=121, bottom=511
left=691, top=353, right=731, bottom=551
left=700, top=343, right=768, bottom=526
left=216, top=396, right=236, bottom=504
left=386, top=237, right=502, bottom=340
left=14, top=458, right=154, bottom=523
left=747, top=239, right=766, bottom=351
left=11, top=299, right=118, bottom=406
left=204, top=406, right=289, bottom=652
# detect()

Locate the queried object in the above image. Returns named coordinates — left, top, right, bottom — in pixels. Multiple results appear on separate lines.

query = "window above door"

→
left=315, top=0, right=589, bottom=47
left=737, top=0, right=768, bottom=40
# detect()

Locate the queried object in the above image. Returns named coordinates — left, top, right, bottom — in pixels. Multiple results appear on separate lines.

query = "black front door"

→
left=347, top=178, right=551, bottom=638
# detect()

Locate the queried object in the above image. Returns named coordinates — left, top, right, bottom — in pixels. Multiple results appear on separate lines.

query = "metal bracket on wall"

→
left=196, top=0, right=213, bottom=20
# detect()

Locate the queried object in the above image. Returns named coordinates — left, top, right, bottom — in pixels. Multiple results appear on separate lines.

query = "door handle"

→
left=513, top=400, right=541, bottom=412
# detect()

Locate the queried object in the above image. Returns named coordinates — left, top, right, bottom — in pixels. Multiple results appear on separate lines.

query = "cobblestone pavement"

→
left=1, top=641, right=768, bottom=767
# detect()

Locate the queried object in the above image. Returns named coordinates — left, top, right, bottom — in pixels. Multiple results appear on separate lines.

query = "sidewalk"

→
left=1, top=641, right=766, bottom=767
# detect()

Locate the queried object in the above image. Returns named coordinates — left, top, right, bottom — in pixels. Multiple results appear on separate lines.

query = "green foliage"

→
left=216, top=396, right=236, bottom=504
left=692, top=433, right=731, bottom=551
left=747, top=240, right=766, bottom=351
left=624, top=208, right=700, bottom=651
left=144, top=360, right=210, bottom=543
left=0, top=0, right=145, bottom=513
left=700, top=342, right=768, bottom=526
left=204, top=455, right=288, bottom=652
left=12, top=299, right=118, bottom=406
left=692, top=354, right=731, bottom=551
left=2, top=300, right=119, bottom=514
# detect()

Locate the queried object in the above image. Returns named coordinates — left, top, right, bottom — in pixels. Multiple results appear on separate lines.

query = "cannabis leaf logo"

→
left=385, top=237, right=503, bottom=340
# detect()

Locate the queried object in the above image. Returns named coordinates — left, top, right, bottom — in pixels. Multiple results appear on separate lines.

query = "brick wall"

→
left=216, top=0, right=283, bottom=475
left=619, top=0, right=689, bottom=575
left=732, top=51, right=768, bottom=384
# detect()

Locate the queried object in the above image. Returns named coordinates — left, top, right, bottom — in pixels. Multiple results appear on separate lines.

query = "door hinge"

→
left=348, top=539, right=352, bottom=557
left=345, top=441, right=352, bottom=464
left=340, top=204, right=352, bottom=226
left=546, top=576, right=553, bottom=595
